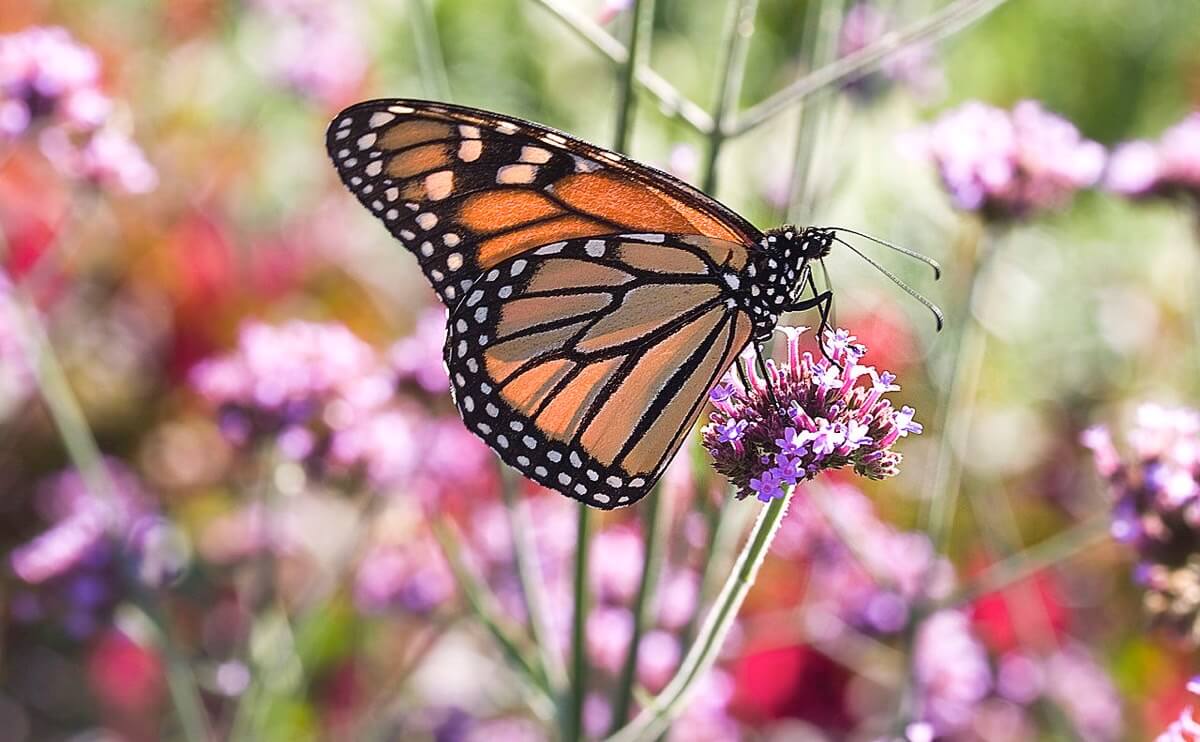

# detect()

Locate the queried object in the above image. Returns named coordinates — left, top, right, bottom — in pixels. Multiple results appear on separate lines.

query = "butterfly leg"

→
left=787, top=286, right=837, bottom=367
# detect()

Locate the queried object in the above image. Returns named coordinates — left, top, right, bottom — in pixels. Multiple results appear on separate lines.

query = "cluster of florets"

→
left=1, top=26, right=155, bottom=192
left=702, top=327, right=922, bottom=502
left=1106, top=112, right=1200, bottom=200
left=1083, top=403, right=1200, bottom=642
left=908, top=100, right=1104, bottom=220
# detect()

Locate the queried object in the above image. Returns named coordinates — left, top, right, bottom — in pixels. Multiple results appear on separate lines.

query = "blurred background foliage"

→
left=2, top=0, right=1200, bottom=740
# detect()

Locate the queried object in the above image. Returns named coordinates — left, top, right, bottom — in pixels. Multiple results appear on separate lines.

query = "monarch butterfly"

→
left=327, top=99, right=939, bottom=509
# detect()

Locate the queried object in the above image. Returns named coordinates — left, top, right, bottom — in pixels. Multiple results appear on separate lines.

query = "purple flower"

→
left=709, top=381, right=736, bottom=404
left=1107, top=112, right=1200, bottom=201
left=907, top=100, right=1104, bottom=220
left=1084, top=403, right=1200, bottom=643
left=838, top=3, right=944, bottom=101
left=0, top=27, right=155, bottom=193
left=715, top=418, right=749, bottom=445
left=353, top=540, right=454, bottom=616
left=391, top=307, right=451, bottom=395
left=895, top=406, right=923, bottom=436
left=702, top=326, right=920, bottom=500
left=247, top=0, right=367, bottom=104
left=913, top=610, right=992, bottom=735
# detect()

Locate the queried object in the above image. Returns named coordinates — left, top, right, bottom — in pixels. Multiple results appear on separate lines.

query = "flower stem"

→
left=529, top=0, right=712, bottom=133
left=431, top=518, right=556, bottom=715
left=612, top=0, right=656, bottom=154
left=408, top=0, right=452, bottom=100
left=609, top=488, right=794, bottom=742
left=609, top=486, right=669, bottom=733
left=6, top=281, right=212, bottom=742
left=701, top=0, right=760, bottom=194
left=730, top=0, right=1012, bottom=136
left=499, top=467, right=566, bottom=689
left=565, top=505, right=592, bottom=742
left=937, top=511, right=1111, bottom=610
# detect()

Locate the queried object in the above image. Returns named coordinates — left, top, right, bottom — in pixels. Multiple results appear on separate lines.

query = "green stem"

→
left=923, top=223, right=996, bottom=551
left=937, top=512, right=1111, bottom=610
left=529, top=0, right=712, bottom=133
left=5, top=284, right=212, bottom=742
left=611, top=0, right=656, bottom=154
left=608, top=487, right=668, bottom=733
left=701, top=0, right=760, bottom=194
left=730, top=0, right=1012, bottom=136
left=408, top=0, right=452, bottom=100
left=431, top=519, right=556, bottom=715
left=609, top=489, right=794, bottom=742
left=499, top=467, right=566, bottom=690
left=565, top=505, right=592, bottom=742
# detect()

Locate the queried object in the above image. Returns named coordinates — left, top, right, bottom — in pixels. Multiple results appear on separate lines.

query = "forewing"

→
left=444, top=233, right=754, bottom=508
left=327, top=99, right=762, bottom=307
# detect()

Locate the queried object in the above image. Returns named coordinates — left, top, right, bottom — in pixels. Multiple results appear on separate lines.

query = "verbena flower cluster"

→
left=702, top=327, right=922, bottom=502
left=190, top=319, right=493, bottom=498
left=247, top=0, right=367, bottom=105
left=1157, top=677, right=1200, bottom=742
left=1083, top=403, right=1200, bottom=642
left=0, top=26, right=155, bottom=192
left=839, top=2, right=942, bottom=100
left=775, top=484, right=955, bottom=634
left=909, top=100, right=1105, bottom=219
left=1106, top=111, right=1200, bottom=199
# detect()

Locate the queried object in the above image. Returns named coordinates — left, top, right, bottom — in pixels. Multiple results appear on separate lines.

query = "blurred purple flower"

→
left=912, top=610, right=992, bottom=735
left=0, top=276, right=34, bottom=421
left=0, top=26, right=155, bottom=193
left=778, top=484, right=955, bottom=634
left=839, top=3, right=944, bottom=101
left=1106, top=112, right=1200, bottom=200
left=907, top=100, right=1104, bottom=220
left=1042, top=643, right=1122, bottom=741
left=1084, top=403, right=1200, bottom=642
left=248, top=0, right=367, bottom=105
left=1157, top=677, right=1200, bottom=742
left=702, top=327, right=920, bottom=501
left=590, top=525, right=645, bottom=604
left=391, top=307, right=451, bottom=395
left=0, top=26, right=105, bottom=137
left=11, top=460, right=152, bottom=584
left=353, top=540, right=454, bottom=616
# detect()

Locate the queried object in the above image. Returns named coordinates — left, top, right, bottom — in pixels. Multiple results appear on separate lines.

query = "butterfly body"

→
left=327, top=99, right=842, bottom=509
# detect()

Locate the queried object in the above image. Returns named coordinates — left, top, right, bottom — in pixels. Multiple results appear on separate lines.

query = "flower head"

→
left=702, top=327, right=920, bottom=500
left=839, top=3, right=943, bottom=101
left=1084, top=403, right=1200, bottom=643
left=908, top=100, right=1104, bottom=220
left=1106, top=112, right=1200, bottom=200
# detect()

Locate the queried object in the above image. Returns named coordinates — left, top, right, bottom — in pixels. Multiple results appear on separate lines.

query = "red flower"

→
left=728, top=643, right=852, bottom=730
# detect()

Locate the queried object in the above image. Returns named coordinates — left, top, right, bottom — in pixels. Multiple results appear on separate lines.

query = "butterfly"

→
left=327, top=99, right=940, bottom=509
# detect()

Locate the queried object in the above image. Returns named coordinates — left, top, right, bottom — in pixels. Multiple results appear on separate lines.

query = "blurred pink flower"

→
left=353, top=540, right=454, bottom=616
left=589, top=525, right=645, bottom=603
left=913, top=610, right=992, bottom=735
left=1085, top=403, right=1200, bottom=641
left=391, top=306, right=451, bottom=395
left=11, top=460, right=152, bottom=584
left=839, top=3, right=943, bottom=101
left=1106, top=112, right=1200, bottom=199
left=781, top=484, right=954, bottom=635
left=0, top=26, right=155, bottom=193
left=907, top=100, right=1104, bottom=219
left=248, top=0, right=367, bottom=104
left=1043, top=643, right=1122, bottom=741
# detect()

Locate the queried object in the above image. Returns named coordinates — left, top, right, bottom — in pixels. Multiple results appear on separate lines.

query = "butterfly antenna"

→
left=830, top=227, right=942, bottom=281
left=833, top=236, right=945, bottom=332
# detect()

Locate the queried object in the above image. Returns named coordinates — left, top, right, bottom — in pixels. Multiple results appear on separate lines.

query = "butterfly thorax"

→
left=742, top=225, right=833, bottom=339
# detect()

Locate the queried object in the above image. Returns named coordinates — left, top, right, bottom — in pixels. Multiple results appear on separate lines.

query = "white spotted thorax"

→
left=743, top=225, right=834, bottom=340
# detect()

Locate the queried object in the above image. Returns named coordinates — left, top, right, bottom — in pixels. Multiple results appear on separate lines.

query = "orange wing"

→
left=445, top=233, right=754, bottom=508
left=327, top=99, right=762, bottom=307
